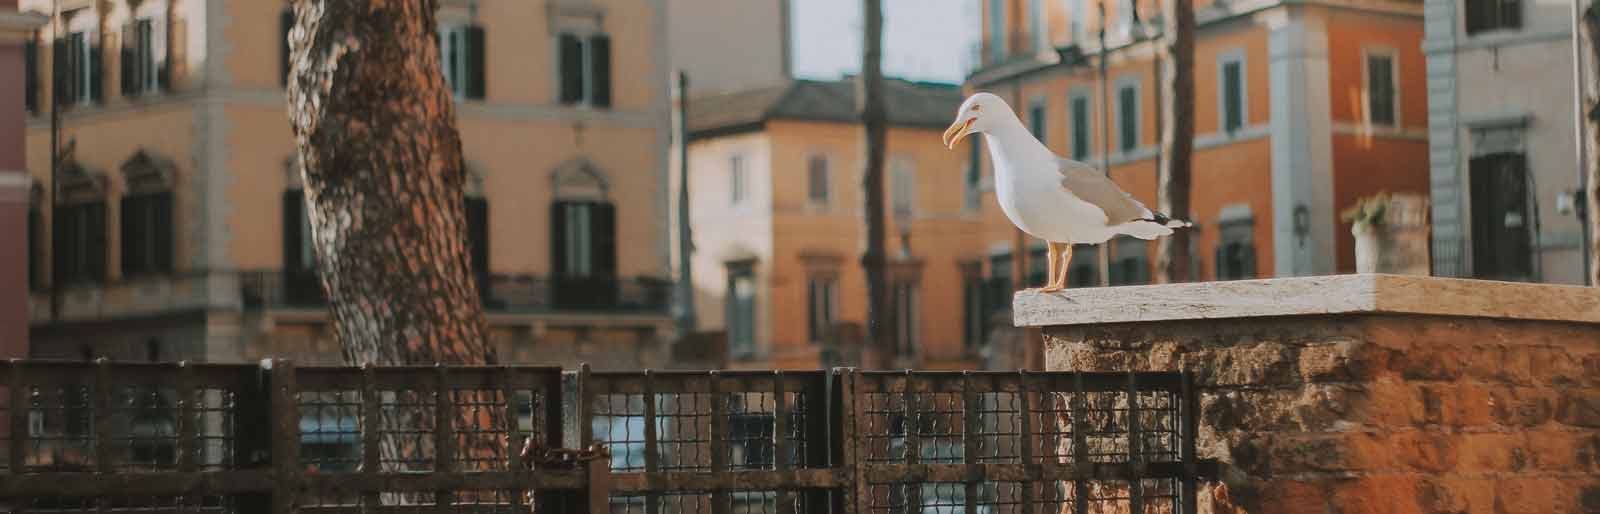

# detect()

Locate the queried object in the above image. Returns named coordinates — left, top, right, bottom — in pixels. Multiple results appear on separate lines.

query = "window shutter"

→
left=154, top=191, right=173, bottom=272
left=283, top=191, right=303, bottom=271
left=593, top=202, right=616, bottom=276
left=121, top=25, right=137, bottom=97
left=590, top=34, right=611, bottom=108
left=1464, top=0, right=1483, bottom=34
left=1501, top=0, right=1521, bottom=29
left=1214, top=244, right=1225, bottom=280
left=85, top=202, right=108, bottom=282
left=1241, top=243, right=1256, bottom=279
left=121, top=195, right=145, bottom=275
left=157, top=19, right=173, bottom=92
left=466, top=24, right=486, bottom=100
left=90, top=42, right=103, bottom=103
left=280, top=9, right=293, bottom=87
left=1223, top=62, right=1242, bottom=132
left=550, top=201, right=568, bottom=275
left=53, top=38, right=70, bottom=105
left=558, top=34, right=584, bottom=104
left=25, top=39, right=37, bottom=113
left=28, top=209, right=41, bottom=288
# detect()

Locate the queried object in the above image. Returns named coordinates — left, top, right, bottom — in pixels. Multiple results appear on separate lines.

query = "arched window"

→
left=120, top=150, right=176, bottom=276
left=54, top=160, right=109, bottom=285
left=550, top=160, right=616, bottom=309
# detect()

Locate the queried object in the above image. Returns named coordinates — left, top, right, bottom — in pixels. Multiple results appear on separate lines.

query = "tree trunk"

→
left=1582, top=4, right=1600, bottom=286
left=859, top=0, right=894, bottom=369
left=285, top=0, right=492, bottom=367
left=1154, top=0, right=1195, bottom=283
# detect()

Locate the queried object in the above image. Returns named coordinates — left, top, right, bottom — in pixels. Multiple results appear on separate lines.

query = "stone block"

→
left=1256, top=479, right=1330, bottom=514
left=1270, top=433, right=1392, bottom=473
left=1329, top=476, right=1424, bottom=514
left=1299, top=339, right=1364, bottom=382
left=1420, top=383, right=1495, bottom=428
left=1390, top=431, right=1459, bottom=473
left=1193, top=342, right=1297, bottom=387
left=1463, top=344, right=1533, bottom=385
left=1489, top=387, right=1557, bottom=427
left=1417, top=478, right=1496, bottom=514
left=1494, top=478, right=1575, bottom=514
left=1357, top=380, right=1427, bottom=428
left=1530, top=346, right=1587, bottom=386
left=1394, top=341, right=1465, bottom=381
left=1526, top=431, right=1600, bottom=473
left=1557, top=389, right=1600, bottom=428
left=1456, top=432, right=1528, bottom=473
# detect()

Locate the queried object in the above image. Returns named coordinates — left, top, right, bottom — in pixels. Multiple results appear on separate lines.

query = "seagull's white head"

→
left=943, top=92, right=1010, bottom=150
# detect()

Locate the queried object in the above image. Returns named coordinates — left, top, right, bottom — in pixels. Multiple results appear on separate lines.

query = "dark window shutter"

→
left=558, top=34, right=584, bottom=104
left=280, top=9, right=293, bottom=87
left=53, top=38, right=69, bottom=105
left=89, top=43, right=103, bottom=103
left=1368, top=56, right=1394, bottom=125
left=283, top=190, right=303, bottom=271
left=590, top=34, right=611, bottom=107
left=85, top=202, right=107, bottom=282
left=1223, top=61, right=1242, bottom=132
left=1119, top=87, right=1137, bottom=151
left=1464, top=0, right=1484, bottom=34
left=466, top=196, right=489, bottom=282
left=1501, top=0, right=1521, bottom=29
left=28, top=209, right=40, bottom=288
left=550, top=201, right=568, bottom=275
left=25, top=39, right=37, bottom=112
left=155, top=24, right=170, bottom=92
left=121, top=25, right=136, bottom=97
left=466, top=24, right=486, bottom=100
left=121, top=195, right=144, bottom=275
left=154, top=191, right=173, bottom=272
left=593, top=202, right=616, bottom=276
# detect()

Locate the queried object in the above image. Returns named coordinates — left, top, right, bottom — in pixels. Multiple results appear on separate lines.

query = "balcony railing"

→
left=240, top=270, right=672, bottom=314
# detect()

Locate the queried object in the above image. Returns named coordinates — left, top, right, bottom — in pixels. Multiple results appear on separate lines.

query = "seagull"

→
left=943, top=92, right=1191, bottom=293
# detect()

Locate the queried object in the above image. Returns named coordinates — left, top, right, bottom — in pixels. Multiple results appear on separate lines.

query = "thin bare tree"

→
left=1155, top=0, right=1195, bottom=283
left=859, top=0, right=894, bottom=368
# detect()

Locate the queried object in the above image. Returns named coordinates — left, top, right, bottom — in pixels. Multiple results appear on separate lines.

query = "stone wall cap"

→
left=1013, top=274, right=1600, bottom=327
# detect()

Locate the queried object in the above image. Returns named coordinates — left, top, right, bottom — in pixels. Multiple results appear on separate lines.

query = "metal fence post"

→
left=434, top=364, right=454, bottom=509
left=268, top=359, right=299, bottom=514
left=961, top=372, right=980, bottom=514
left=1018, top=370, right=1034, bottom=514
left=359, top=364, right=381, bottom=508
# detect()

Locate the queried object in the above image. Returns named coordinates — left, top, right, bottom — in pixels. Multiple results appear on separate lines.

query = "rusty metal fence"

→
left=0, top=361, right=1207, bottom=514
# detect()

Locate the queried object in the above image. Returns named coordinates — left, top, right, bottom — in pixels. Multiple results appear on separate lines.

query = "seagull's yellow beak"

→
left=943, top=117, right=975, bottom=149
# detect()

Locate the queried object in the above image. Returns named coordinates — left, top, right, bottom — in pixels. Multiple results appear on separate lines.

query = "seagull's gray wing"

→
left=1057, top=158, right=1153, bottom=224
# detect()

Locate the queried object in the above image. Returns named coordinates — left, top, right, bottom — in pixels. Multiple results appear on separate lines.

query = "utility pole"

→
left=1096, top=0, right=1113, bottom=287
left=675, top=71, right=698, bottom=333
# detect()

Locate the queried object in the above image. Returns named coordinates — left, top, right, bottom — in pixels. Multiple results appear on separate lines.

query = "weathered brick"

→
left=1490, top=387, right=1558, bottom=427
left=1417, top=478, right=1496, bottom=514
left=1299, top=339, right=1363, bottom=382
left=1329, top=476, right=1424, bottom=514
left=1356, top=380, right=1426, bottom=428
left=1527, top=431, right=1600, bottom=473
left=1389, top=431, right=1459, bottom=473
left=1464, top=344, right=1534, bottom=385
left=1256, top=479, right=1330, bottom=514
left=1194, top=342, right=1297, bottom=387
left=1557, top=389, right=1600, bottom=428
left=1530, top=346, right=1587, bottom=386
left=1495, top=478, right=1574, bottom=514
left=1270, top=433, right=1391, bottom=473
left=1419, top=383, right=1495, bottom=428
left=1396, top=342, right=1465, bottom=381
left=1455, top=432, right=1528, bottom=473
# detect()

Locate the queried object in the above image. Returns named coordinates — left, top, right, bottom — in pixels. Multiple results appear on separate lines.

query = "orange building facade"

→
left=682, top=79, right=987, bottom=370
left=970, top=0, right=1430, bottom=294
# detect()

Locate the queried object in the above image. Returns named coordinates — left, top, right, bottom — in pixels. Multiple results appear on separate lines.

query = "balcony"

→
left=239, top=270, right=672, bottom=314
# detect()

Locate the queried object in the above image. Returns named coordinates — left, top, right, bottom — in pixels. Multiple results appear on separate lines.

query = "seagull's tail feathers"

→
left=1118, top=213, right=1194, bottom=240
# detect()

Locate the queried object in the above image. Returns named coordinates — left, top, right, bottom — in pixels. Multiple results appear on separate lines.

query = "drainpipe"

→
left=675, top=71, right=697, bottom=333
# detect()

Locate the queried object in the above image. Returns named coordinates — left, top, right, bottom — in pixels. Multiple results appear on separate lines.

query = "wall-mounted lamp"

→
left=1292, top=205, right=1311, bottom=238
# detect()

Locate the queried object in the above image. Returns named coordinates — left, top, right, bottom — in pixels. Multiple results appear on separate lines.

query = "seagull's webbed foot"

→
left=1036, top=285, right=1065, bottom=293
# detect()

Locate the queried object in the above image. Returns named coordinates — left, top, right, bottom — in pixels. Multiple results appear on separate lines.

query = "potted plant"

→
left=1342, top=192, right=1431, bottom=275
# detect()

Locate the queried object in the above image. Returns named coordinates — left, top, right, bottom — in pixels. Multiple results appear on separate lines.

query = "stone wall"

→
left=1045, top=314, right=1600, bottom=514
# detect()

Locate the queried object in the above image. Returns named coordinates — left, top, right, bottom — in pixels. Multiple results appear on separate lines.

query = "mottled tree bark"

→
left=1154, top=0, right=1195, bottom=284
left=1582, top=4, right=1600, bottom=286
left=859, top=0, right=894, bottom=369
left=285, top=0, right=492, bottom=366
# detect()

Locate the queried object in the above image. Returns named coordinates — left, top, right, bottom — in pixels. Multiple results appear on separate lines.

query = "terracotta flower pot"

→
left=1351, top=194, right=1431, bottom=275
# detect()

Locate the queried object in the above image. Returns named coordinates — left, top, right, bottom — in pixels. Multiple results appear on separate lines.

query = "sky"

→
left=790, top=0, right=983, bottom=85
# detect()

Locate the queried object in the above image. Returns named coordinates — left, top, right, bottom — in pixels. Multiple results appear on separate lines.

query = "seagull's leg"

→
left=1036, top=242, right=1060, bottom=293
left=1040, top=242, right=1069, bottom=292
left=1057, top=243, right=1073, bottom=289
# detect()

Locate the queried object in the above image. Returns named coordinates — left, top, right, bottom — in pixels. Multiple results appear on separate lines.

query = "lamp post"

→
left=48, top=0, right=60, bottom=322
left=1097, top=0, right=1114, bottom=287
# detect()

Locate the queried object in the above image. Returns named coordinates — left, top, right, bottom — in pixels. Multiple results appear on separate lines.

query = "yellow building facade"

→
left=20, top=0, right=675, bottom=367
left=683, top=79, right=987, bottom=370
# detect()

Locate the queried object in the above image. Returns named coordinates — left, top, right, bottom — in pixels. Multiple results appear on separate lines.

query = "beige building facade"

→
left=20, top=0, right=676, bottom=367
left=682, top=79, right=986, bottom=370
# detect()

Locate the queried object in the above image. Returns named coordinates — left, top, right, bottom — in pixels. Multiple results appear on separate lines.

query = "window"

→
left=56, top=31, right=102, bottom=106
left=892, top=281, right=918, bottom=357
left=987, top=253, right=1013, bottom=311
left=281, top=190, right=323, bottom=305
left=558, top=32, right=611, bottom=107
left=1469, top=152, right=1532, bottom=280
left=1219, top=52, right=1246, bottom=133
left=120, top=191, right=173, bottom=276
left=280, top=9, right=292, bottom=86
left=988, top=0, right=1006, bottom=62
left=552, top=201, right=614, bottom=278
left=440, top=23, right=486, bottom=99
left=465, top=196, right=489, bottom=296
left=1117, top=81, right=1139, bottom=152
left=1028, top=101, right=1047, bottom=141
left=962, top=272, right=986, bottom=351
left=1365, top=51, right=1397, bottom=127
left=54, top=201, right=108, bottom=284
left=25, top=38, right=37, bottom=113
left=1070, top=93, right=1091, bottom=160
left=727, top=266, right=756, bottom=356
left=806, top=276, right=836, bottom=343
left=1215, top=224, right=1257, bottom=280
left=1067, top=245, right=1099, bottom=288
left=28, top=208, right=43, bottom=289
left=1109, top=238, right=1149, bottom=285
left=730, top=154, right=747, bottom=204
left=1465, top=0, right=1521, bottom=34
left=965, top=140, right=983, bottom=210
left=1029, top=0, right=1045, bottom=53
left=121, top=18, right=164, bottom=96
left=807, top=155, right=829, bottom=204
left=891, top=160, right=915, bottom=218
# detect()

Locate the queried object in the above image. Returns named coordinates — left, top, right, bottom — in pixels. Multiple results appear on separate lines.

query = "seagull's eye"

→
left=971, top=105, right=981, bottom=112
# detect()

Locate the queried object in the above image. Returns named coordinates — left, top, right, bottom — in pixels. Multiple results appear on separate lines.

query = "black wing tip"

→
left=1142, top=213, right=1193, bottom=228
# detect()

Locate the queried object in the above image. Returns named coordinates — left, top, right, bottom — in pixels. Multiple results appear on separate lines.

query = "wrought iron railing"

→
left=240, top=271, right=672, bottom=314
left=0, top=361, right=1212, bottom=514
